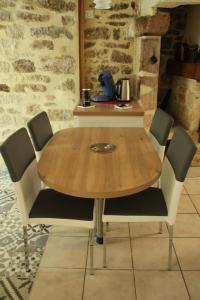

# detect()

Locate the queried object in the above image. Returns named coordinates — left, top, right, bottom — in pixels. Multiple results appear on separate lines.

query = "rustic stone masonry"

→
left=0, top=0, right=79, bottom=145
left=158, top=6, right=188, bottom=102
left=84, top=0, right=135, bottom=93
left=133, top=11, right=170, bottom=129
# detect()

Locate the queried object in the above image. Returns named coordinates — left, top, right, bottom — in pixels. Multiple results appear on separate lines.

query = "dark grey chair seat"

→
left=104, top=188, right=168, bottom=216
left=30, top=189, right=94, bottom=221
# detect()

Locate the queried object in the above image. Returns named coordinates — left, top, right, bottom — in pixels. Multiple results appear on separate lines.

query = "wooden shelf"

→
left=167, top=60, right=200, bottom=81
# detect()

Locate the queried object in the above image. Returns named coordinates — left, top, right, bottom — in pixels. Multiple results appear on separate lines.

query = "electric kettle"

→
left=115, top=78, right=131, bottom=101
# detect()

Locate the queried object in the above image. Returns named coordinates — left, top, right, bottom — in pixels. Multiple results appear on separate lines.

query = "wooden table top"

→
left=38, top=128, right=161, bottom=199
left=73, top=101, right=144, bottom=116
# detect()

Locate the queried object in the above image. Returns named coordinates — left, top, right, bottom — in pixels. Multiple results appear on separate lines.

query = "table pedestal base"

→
left=95, top=199, right=104, bottom=244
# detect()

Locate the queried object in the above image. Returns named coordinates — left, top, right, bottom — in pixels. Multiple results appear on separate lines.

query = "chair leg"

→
left=159, top=222, right=163, bottom=234
left=89, top=229, right=94, bottom=275
left=168, top=225, right=173, bottom=270
left=23, top=226, right=29, bottom=271
left=103, top=223, right=107, bottom=268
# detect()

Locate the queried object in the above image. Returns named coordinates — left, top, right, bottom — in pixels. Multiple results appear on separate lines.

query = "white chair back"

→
left=15, top=159, right=41, bottom=225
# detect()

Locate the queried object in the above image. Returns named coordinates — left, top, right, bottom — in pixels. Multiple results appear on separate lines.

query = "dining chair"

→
left=102, top=126, right=196, bottom=270
left=149, top=108, right=174, bottom=161
left=0, top=128, right=95, bottom=275
left=27, top=111, right=53, bottom=159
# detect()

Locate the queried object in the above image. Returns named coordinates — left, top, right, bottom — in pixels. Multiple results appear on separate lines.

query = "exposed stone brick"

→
left=0, top=10, right=11, bottom=21
left=109, top=13, right=132, bottom=19
left=0, top=61, right=10, bottom=73
left=36, top=0, right=76, bottom=12
left=96, top=65, right=120, bottom=75
left=85, top=27, right=111, bottom=40
left=17, top=12, right=50, bottom=22
left=47, top=109, right=65, bottom=121
left=26, top=74, right=51, bottom=83
left=26, top=104, right=42, bottom=115
left=20, top=5, right=35, bottom=10
left=41, top=55, right=75, bottom=74
left=0, top=0, right=15, bottom=8
left=85, top=49, right=108, bottom=59
left=46, top=95, right=56, bottom=101
left=62, top=79, right=75, bottom=93
left=113, top=28, right=120, bottom=40
left=104, top=42, right=130, bottom=49
left=6, top=25, right=24, bottom=39
left=32, top=40, right=54, bottom=50
left=135, top=12, right=170, bottom=36
left=0, top=84, right=10, bottom=92
left=121, top=65, right=133, bottom=75
left=61, top=15, right=75, bottom=26
left=7, top=108, right=19, bottom=114
left=107, top=21, right=126, bottom=27
left=13, top=59, right=36, bottom=73
left=14, top=84, right=46, bottom=92
left=84, top=41, right=96, bottom=49
left=44, top=102, right=57, bottom=107
left=31, top=26, right=73, bottom=39
left=112, top=3, right=129, bottom=11
left=111, top=50, right=132, bottom=64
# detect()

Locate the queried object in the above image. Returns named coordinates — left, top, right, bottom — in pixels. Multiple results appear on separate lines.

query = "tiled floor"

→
left=30, top=168, right=200, bottom=300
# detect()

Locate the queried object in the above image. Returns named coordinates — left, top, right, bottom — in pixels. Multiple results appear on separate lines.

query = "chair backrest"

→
left=0, top=128, right=41, bottom=225
left=160, top=126, right=196, bottom=224
left=149, top=108, right=174, bottom=161
left=27, top=111, right=53, bottom=154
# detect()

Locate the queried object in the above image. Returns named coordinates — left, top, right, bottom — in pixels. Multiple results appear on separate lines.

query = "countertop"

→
left=73, top=101, right=144, bottom=116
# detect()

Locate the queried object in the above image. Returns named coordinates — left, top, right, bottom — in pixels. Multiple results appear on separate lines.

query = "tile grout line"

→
left=184, top=183, right=200, bottom=214
left=128, top=223, right=138, bottom=300
left=166, top=221, right=192, bottom=300
left=172, top=242, right=192, bottom=300
left=81, top=232, right=90, bottom=300
left=187, top=193, right=200, bottom=216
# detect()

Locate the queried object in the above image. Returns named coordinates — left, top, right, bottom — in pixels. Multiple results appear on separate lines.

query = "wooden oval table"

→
left=38, top=127, right=162, bottom=243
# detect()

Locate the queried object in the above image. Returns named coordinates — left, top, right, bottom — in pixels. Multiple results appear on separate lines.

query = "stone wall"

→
left=84, top=0, right=135, bottom=94
left=158, top=6, right=188, bottom=102
left=133, top=11, right=170, bottom=129
left=169, top=76, right=200, bottom=133
left=0, top=0, right=79, bottom=146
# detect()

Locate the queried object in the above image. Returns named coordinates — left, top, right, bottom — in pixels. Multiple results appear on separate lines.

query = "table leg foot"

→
left=96, top=237, right=103, bottom=244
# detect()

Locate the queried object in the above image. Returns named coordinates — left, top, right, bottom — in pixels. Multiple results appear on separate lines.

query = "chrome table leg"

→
left=95, top=199, right=104, bottom=244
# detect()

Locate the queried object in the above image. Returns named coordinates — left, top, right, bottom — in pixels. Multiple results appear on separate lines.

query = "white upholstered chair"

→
left=149, top=108, right=174, bottom=162
left=102, top=126, right=196, bottom=270
left=0, top=128, right=95, bottom=274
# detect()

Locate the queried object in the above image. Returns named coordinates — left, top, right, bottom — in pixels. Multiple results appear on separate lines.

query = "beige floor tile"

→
left=30, top=268, right=84, bottom=300
left=49, top=225, right=90, bottom=237
left=178, top=194, right=197, bottom=213
left=135, top=270, right=189, bottom=300
left=106, top=222, right=130, bottom=237
left=40, top=236, right=88, bottom=268
left=173, top=238, right=200, bottom=270
left=184, top=179, right=200, bottom=194
left=187, top=167, right=200, bottom=179
left=190, top=195, right=200, bottom=213
left=87, top=238, right=132, bottom=269
left=130, top=222, right=169, bottom=238
left=182, top=186, right=188, bottom=194
left=183, top=271, right=200, bottom=300
left=83, top=269, right=136, bottom=300
left=173, top=214, right=200, bottom=237
left=132, top=238, right=179, bottom=270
